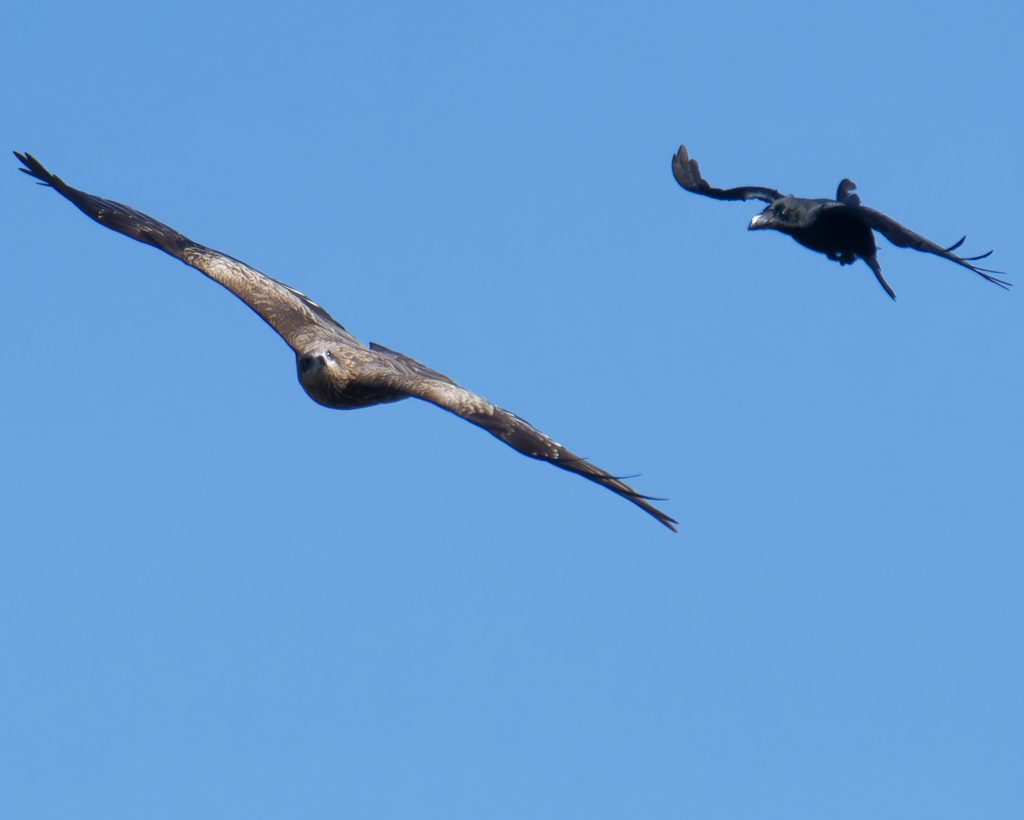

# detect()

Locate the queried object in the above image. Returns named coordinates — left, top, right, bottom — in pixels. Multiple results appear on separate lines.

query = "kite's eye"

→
left=778, top=207, right=789, bottom=220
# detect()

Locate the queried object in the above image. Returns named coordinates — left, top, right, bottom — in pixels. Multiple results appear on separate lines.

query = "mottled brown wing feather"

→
left=15, top=152, right=362, bottom=349
left=360, top=366, right=678, bottom=531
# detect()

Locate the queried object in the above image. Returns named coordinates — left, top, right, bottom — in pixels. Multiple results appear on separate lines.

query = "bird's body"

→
left=17, top=152, right=676, bottom=531
left=752, top=197, right=875, bottom=265
left=672, top=144, right=1010, bottom=299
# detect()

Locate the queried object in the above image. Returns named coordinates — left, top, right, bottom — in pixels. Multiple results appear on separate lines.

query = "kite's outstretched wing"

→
left=15, top=151, right=362, bottom=350
left=356, top=352, right=679, bottom=532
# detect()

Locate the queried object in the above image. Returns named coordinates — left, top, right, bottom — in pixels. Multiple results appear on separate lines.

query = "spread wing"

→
left=836, top=179, right=861, bottom=206
left=672, top=145, right=782, bottom=204
left=361, top=345, right=678, bottom=532
left=18, top=152, right=677, bottom=531
left=15, top=152, right=362, bottom=350
left=855, top=205, right=1011, bottom=290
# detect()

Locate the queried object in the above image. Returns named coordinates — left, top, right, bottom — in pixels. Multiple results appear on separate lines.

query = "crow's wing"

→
left=836, top=179, right=861, bottom=206
left=856, top=205, right=1011, bottom=290
left=672, top=145, right=782, bottom=204
left=15, top=152, right=363, bottom=350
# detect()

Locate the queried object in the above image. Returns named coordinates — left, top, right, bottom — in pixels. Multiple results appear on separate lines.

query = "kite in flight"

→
left=671, top=144, right=1010, bottom=299
left=16, top=152, right=676, bottom=532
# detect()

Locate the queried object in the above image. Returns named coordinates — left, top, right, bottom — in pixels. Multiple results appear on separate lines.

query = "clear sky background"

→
left=2, top=1, right=1021, bottom=817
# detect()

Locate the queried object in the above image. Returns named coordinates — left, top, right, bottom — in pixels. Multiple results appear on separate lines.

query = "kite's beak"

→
left=748, top=211, right=774, bottom=231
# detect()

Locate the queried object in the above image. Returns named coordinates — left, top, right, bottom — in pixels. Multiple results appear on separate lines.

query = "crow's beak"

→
left=748, top=212, right=773, bottom=231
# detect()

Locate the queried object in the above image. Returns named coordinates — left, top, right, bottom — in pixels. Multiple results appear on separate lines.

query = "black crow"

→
left=671, top=144, right=1010, bottom=299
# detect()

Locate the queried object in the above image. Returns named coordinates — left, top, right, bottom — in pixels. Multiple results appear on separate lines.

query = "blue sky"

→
left=2, top=1, right=1022, bottom=817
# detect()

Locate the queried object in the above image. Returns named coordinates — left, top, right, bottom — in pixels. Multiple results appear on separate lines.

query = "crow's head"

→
left=747, top=196, right=813, bottom=235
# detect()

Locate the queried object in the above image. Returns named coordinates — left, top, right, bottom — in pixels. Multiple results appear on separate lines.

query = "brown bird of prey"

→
left=16, top=152, right=676, bottom=532
left=672, top=144, right=1011, bottom=299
